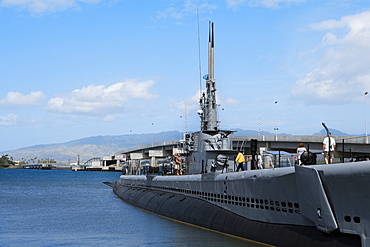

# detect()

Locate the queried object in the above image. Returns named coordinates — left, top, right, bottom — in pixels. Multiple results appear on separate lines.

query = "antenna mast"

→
left=197, top=8, right=202, bottom=98
left=185, top=101, right=188, bottom=134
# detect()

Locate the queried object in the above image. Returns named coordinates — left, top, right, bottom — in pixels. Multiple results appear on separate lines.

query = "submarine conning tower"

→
left=199, top=21, right=218, bottom=132
left=187, top=22, right=236, bottom=175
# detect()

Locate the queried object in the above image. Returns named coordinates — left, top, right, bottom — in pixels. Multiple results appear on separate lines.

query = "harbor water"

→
left=0, top=169, right=261, bottom=246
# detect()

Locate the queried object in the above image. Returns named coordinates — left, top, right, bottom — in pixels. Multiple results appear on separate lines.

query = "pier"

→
left=78, top=135, right=370, bottom=172
left=22, top=164, right=52, bottom=169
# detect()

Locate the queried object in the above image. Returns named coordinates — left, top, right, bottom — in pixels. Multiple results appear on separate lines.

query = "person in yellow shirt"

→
left=235, top=151, right=245, bottom=171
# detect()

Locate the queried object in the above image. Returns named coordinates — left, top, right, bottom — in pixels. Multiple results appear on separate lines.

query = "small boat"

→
left=111, top=22, right=370, bottom=247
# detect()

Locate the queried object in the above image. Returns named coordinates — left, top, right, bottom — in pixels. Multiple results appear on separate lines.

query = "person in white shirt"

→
left=322, top=133, right=336, bottom=164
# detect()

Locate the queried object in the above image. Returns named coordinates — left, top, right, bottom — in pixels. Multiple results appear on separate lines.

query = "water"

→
left=0, top=169, right=261, bottom=246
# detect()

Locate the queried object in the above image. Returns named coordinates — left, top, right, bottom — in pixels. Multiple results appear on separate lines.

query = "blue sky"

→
left=1, top=0, right=370, bottom=151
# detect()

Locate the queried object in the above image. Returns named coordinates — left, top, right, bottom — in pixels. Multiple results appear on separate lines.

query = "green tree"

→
left=0, top=155, right=15, bottom=168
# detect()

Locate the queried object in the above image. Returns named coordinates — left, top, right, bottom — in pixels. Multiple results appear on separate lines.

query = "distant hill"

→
left=1, top=131, right=181, bottom=164
left=230, top=128, right=290, bottom=136
left=312, top=128, right=350, bottom=136
left=1, top=128, right=354, bottom=164
left=231, top=128, right=352, bottom=136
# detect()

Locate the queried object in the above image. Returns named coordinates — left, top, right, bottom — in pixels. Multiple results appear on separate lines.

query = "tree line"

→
left=0, top=155, right=57, bottom=168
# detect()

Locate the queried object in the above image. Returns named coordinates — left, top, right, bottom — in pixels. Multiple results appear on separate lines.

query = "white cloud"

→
left=103, top=115, right=115, bottom=121
left=46, top=79, right=158, bottom=115
left=0, top=0, right=103, bottom=13
left=0, top=91, right=45, bottom=106
left=170, top=89, right=238, bottom=114
left=292, top=11, right=370, bottom=104
left=226, top=0, right=304, bottom=9
left=170, top=93, right=196, bottom=114
left=224, top=97, right=238, bottom=104
left=0, top=114, right=18, bottom=126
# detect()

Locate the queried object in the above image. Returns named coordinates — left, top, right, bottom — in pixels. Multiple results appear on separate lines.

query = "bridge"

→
left=87, top=135, right=370, bottom=172
left=232, top=135, right=369, bottom=162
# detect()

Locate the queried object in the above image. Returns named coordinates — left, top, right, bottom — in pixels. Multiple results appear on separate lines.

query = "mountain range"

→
left=1, top=128, right=354, bottom=164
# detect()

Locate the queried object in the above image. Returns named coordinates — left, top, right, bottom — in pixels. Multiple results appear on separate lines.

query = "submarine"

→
left=112, top=22, right=370, bottom=247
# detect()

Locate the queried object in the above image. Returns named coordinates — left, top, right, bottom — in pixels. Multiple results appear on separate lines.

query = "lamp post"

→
left=365, top=92, right=368, bottom=144
left=151, top=122, right=154, bottom=146
left=179, top=116, right=183, bottom=140
left=274, top=101, right=278, bottom=140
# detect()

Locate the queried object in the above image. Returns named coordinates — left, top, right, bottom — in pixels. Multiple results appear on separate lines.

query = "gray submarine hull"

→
left=113, top=181, right=360, bottom=247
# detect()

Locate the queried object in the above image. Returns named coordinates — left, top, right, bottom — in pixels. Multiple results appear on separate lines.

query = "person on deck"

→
left=235, top=151, right=245, bottom=172
left=323, top=133, right=336, bottom=164
left=174, top=153, right=183, bottom=175
left=296, top=143, right=307, bottom=165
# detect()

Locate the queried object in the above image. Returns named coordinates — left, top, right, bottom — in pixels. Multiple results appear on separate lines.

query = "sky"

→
left=1, top=0, right=370, bottom=151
